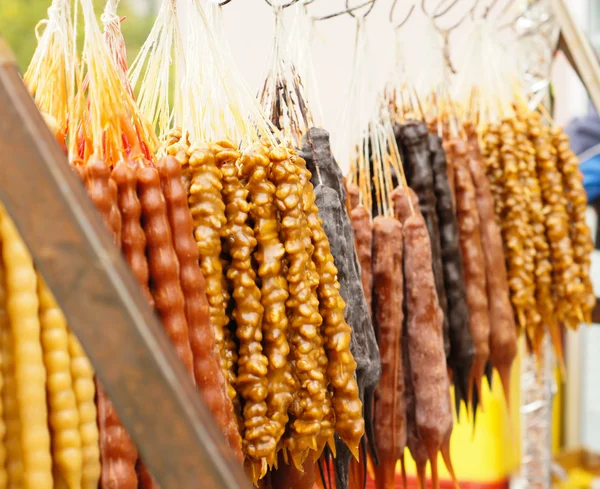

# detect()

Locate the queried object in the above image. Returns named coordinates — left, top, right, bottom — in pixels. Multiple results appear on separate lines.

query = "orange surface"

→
left=365, top=475, right=509, bottom=489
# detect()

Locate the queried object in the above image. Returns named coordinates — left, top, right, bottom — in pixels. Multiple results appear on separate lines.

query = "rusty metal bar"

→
left=0, top=37, right=250, bottom=489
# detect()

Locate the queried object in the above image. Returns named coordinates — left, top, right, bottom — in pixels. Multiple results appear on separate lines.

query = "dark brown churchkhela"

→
left=220, top=146, right=271, bottom=476
left=429, top=135, right=473, bottom=408
left=157, top=156, right=242, bottom=461
left=397, top=122, right=450, bottom=359
left=301, top=128, right=380, bottom=489
left=392, top=186, right=456, bottom=489
left=372, top=216, right=405, bottom=489
left=464, top=123, right=517, bottom=405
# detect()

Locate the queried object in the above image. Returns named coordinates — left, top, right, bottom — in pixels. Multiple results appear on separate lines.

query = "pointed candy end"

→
left=416, top=461, right=427, bottom=489
left=290, top=450, right=306, bottom=472
left=441, top=438, right=459, bottom=489
left=348, top=443, right=360, bottom=462
left=327, top=436, right=337, bottom=458
left=400, top=454, right=408, bottom=489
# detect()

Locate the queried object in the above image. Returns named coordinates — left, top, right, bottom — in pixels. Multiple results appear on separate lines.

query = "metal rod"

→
left=0, top=38, right=251, bottom=489
left=313, top=0, right=375, bottom=21
left=264, top=0, right=300, bottom=8
left=390, top=0, right=415, bottom=29
left=346, top=0, right=376, bottom=18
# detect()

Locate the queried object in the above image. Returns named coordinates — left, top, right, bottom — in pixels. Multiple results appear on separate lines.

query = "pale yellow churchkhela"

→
left=67, top=333, right=100, bottom=489
left=0, top=206, right=52, bottom=489
left=37, top=276, right=83, bottom=489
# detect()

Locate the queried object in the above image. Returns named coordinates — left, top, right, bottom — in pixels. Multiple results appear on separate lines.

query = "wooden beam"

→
left=0, top=38, right=250, bottom=489
left=553, top=0, right=600, bottom=112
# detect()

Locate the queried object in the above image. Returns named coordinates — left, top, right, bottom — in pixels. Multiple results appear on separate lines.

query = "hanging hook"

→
left=434, top=0, right=459, bottom=18
left=390, top=0, right=415, bottom=29
left=346, top=0, right=376, bottom=18
left=207, top=0, right=233, bottom=5
left=264, top=0, right=301, bottom=8
left=422, top=0, right=459, bottom=18
left=312, top=0, right=375, bottom=21
left=422, top=0, right=473, bottom=75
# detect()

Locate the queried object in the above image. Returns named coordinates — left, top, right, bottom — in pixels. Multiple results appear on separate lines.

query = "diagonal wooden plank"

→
left=553, top=0, right=600, bottom=113
left=0, top=37, right=250, bottom=489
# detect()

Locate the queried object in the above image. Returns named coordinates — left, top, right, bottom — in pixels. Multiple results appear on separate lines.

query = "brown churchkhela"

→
left=84, top=157, right=138, bottom=489
left=220, top=146, right=271, bottom=476
left=372, top=216, right=405, bottom=489
left=392, top=186, right=455, bottom=489
left=137, top=165, right=195, bottom=379
left=112, top=162, right=157, bottom=489
left=157, top=156, right=242, bottom=461
left=96, top=384, right=138, bottom=489
left=350, top=206, right=373, bottom=311
left=346, top=182, right=361, bottom=212
left=136, top=165, right=197, bottom=487
left=112, top=162, right=153, bottom=307
left=239, top=143, right=296, bottom=464
left=465, top=124, right=517, bottom=404
left=397, top=122, right=450, bottom=360
left=429, top=135, right=473, bottom=409
left=403, top=326, right=428, bottom=489
left=454, top=143, right=491, bottom=403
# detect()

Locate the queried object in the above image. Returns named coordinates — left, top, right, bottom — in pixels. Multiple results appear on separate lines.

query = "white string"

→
left=101, top=0, right=121, bottom=26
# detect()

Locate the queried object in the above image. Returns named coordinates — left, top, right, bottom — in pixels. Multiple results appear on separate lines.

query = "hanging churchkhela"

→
left=257, top=3, right=384, bottom=489
left=130, top=0, right=366, bottom=486
left=3, top=1, right=596, bottom=489
left=454, top=17, right=595, bottom=366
